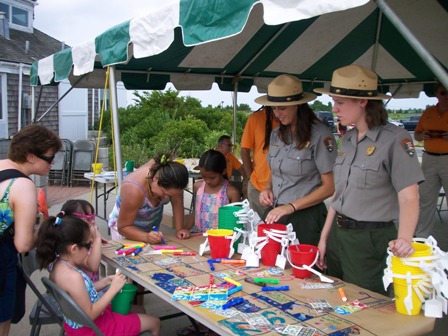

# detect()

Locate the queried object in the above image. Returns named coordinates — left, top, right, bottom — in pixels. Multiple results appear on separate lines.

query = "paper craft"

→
left=299, top=281, right=335, bottom=290
left=334, top=300, right=369, bottom=315
left=307, top=298, right=334, bottom=314
left=171, top=285, right=228, bottom=302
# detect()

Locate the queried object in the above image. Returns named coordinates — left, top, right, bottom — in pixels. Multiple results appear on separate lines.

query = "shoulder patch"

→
left=323, top=137, right=335, bottom=152
left=400, top=138, right=415, bottom=157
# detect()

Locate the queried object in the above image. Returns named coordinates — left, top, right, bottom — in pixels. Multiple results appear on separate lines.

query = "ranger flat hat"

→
left=314, top=65, right=391, bottom=100
left=255, top=74, right=317, bottom=106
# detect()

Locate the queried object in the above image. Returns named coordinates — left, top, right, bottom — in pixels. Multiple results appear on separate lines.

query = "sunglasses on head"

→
left=36, top=153, right=55, bottom=164
left=73, top=213, right=95, bottom=221
left=78, top=240, right=93, bottom=250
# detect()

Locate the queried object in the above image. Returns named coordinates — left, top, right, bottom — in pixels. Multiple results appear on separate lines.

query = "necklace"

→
left=146, top=173, right=161, bottom=203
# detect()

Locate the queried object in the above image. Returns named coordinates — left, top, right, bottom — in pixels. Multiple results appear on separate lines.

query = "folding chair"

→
left=70, top=140, right=95, bottom=186
left=41, top=276, right=104, bottom=336
left=19, top=251, right=64, bottom=336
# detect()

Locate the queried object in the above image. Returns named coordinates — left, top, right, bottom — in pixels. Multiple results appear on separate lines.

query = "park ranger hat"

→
left=255, top=74, right=317, bottom=106
left=314, top=64, right=391, bottom=100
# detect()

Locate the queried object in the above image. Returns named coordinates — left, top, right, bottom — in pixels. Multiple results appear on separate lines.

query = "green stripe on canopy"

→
left=95, top=20, right=131, bottom=65
left=53, top=48, right=73, bottom=82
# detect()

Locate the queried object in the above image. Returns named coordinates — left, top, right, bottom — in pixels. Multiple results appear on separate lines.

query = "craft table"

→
left=101, top=233, right=435, bottom=336
left=84, top=172, right=118, bottom=220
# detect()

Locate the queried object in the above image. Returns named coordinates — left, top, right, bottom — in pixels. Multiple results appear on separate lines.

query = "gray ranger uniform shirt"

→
left=332, top=123, right=424, bottom=221
left=267, top=122, right=337, bottom=206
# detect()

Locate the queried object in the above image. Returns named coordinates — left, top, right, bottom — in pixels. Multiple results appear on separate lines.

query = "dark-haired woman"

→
left=108, top=152, right=190, bottom=242
left=0, top=124, right=62, bottom=334
left=257, top=75, right=337, bottom=247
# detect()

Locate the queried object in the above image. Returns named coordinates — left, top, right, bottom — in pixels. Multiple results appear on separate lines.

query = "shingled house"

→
left=0, top=0, right=111, bottom=160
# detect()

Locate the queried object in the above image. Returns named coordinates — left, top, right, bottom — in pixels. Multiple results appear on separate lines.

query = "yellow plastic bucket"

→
left=393, top=275, right=428, bottom=315
left=91, top=163, right=103, bottom=174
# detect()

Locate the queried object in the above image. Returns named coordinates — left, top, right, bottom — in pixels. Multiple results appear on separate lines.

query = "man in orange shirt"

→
left=414, top=82, right=448, bottom=237
left=216, top=135, right=247, bottom=195
left=241, top=107, right=279, bottom=218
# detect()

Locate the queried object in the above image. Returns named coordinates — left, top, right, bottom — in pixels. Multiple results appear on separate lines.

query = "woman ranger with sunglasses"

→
left=414, top=82, right=448, bottom=238
left=0, top=125, right=62, bottom=335
left=315, top=65, right=424, bottom=295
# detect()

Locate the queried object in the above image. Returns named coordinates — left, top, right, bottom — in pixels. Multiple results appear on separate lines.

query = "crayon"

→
left=173, top=252, right=196, bottom=256
left=152, top=226, right=166, bottom=244
left=153, top=245, right=177, bottom=250
left=338, top=287, right=347, bottom=302
left=223, top=277, right=241, bottom=287
left=261, top=286, right=289, bottom=291
left=254, top=278, right=279, bottom=284
left=222, top=297, right=244, bottom=310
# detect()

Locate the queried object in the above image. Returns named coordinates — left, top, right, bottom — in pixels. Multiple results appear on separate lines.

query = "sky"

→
left=32, top=0, right=437, bottom=111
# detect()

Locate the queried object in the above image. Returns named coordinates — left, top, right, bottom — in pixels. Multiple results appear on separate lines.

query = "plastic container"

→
left=206, top=229, right=234, bottom=258
left=287, top=244, right=318, bottom=278
left=257, top=223, right=287, bottom=266
left=111, top=283, right=137, bottom=315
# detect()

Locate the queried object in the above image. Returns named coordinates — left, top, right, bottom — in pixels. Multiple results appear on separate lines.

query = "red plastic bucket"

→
left=257, top=223, right=287, bottom=266
left=287, top=244, right=319, bottom=278
left=206, top=229, right=234, bottom=259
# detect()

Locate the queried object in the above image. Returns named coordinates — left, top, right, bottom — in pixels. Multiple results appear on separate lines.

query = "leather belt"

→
left=424, top=151, right=448, bottom=156
left=336, top=213, right=394, bottom=230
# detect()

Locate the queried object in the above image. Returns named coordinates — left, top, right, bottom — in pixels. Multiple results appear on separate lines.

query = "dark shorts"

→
left=0, top=239, right=18, bottom=323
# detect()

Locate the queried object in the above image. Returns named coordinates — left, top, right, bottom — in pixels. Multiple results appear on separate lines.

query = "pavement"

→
left=9, top=166, right=448, bottom=335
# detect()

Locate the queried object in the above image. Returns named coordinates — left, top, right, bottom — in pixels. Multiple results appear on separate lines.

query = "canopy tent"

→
left=30, top=0, right=448, bottom=184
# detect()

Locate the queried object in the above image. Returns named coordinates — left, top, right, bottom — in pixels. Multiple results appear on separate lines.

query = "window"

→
left=0, top=1, right=32, bottom=30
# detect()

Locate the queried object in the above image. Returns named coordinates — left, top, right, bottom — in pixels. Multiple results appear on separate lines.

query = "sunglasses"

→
left=73, top=213, right=96, bottom=221
left=36, top=153, right=55, bottom=164
left=438, top=90, right=447, bottom=96
left=78, top=240, right=93, bottom=250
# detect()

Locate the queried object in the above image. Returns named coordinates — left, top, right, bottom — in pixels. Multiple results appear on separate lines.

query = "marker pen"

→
left=131, top=247, right=143, bottom=256
left=160, top=249, right=184, bottom=254
left=254, top=278, right=279, bottom=284
left=338, top=287, right=347, bottom=302
left=261, top=286, right=289, bottom=291
left=244, top=277, right=266, bottom=287
left=173, top=252, right=196, bottom=256
left=207, top=261, right=215, bottom=271
left=153, top=245, right=177, bottom=250
left=222, top=297, right=244, bottom=310
left=223, top=277, right=242, bottom=287
left=122, top=248, right=138, bottom=256
left=152, top=226, right=166, bottom=244
left=221, top=259, right=246, bottom=264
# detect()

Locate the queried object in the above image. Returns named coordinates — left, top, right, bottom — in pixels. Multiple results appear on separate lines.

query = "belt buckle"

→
left=336, top=215, right=343, bottom=227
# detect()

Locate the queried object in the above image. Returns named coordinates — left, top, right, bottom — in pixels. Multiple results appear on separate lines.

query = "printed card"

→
left=307, top=298, right=334, bottom=314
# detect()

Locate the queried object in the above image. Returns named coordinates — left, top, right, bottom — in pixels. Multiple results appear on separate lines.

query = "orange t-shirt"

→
left=415, top=105, right=448, bottom=153
left=241, top=109, right=279, bottom=191
left=225, top=153, right=242, bottom=179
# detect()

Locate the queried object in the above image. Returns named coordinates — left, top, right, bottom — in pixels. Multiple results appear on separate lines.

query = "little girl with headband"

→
left=35, top=212, right=160, bottom=336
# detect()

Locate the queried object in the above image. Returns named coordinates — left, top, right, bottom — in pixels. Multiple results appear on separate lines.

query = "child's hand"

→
left=109, top=271, right=127, bottom=295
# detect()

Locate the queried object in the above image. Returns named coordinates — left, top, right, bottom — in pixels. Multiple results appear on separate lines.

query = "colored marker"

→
left=173, top=251, right=196, bottom=256
left=221, top=259, right=246, bottom=264
left=223, top=277, right=242, bottom=287
left=123, top=243, right=146, bottom=248
left=338, top=287, right=347, bottom=302
left=207, top=261, right=215, bottom=271
left=131, top=247, right=143, bottom=256
left=244, top=277, right=266, bottom=287
left=161, top=249, right=184, bottom=254
left=115, top=247, right=137, bottom=255
left=153, top=245, right=177, bottom=250
left=222, top=297, right=244, bottom=310
left=193, top=256, right=203, bottom=265
left=122, top=248, right=138, bottom=256
left=228, top=285, right=243, bottom=295
left=254, top=278, right=279, bottom=284
left=152, top=226, right=166, bottom=244
left=261, top=286, right=290, bottom=291
left=209, top=274, right=214, bottom=285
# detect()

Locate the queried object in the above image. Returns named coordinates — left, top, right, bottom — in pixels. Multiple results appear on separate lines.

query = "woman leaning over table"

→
left=258, top=74, right=337, bottom=247
left=108, top=152, right=190, bottom=243
left=315, top=65, right=424, bottom=295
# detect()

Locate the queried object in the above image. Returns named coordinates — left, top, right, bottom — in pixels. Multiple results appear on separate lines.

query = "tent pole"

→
left=376, top=0, right=448, bottom=88
left=232, top=80, right=238, bottom=144
left=109, top=66, right=123, bottom=185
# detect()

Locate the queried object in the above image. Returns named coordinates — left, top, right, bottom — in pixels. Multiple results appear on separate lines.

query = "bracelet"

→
left=289, top=203, right=296, bottom=212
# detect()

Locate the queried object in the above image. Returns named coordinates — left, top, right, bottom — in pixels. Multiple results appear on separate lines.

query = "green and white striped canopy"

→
left=31, top=0, right=448, bottom=98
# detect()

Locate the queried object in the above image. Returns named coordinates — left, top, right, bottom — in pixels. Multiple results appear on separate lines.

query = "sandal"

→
left=176, top=325, right=209, bottom=336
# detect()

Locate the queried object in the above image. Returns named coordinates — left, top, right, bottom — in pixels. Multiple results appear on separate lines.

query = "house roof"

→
left=0, top=28, right=69, bottom=65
